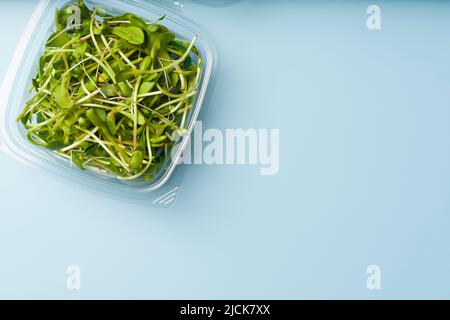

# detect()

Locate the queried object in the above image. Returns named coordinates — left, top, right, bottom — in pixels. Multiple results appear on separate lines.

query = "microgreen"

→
left=18, top=0, right=202, bottom=181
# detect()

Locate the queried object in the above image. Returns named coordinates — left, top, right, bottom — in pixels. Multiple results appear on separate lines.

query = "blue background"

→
left=1, top=0, right=450, bottom=299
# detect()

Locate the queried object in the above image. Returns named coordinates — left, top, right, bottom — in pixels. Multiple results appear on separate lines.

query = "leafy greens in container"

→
left=0, top=0, right=215, bottom=207
left=17, top=0, right=202, bottom=181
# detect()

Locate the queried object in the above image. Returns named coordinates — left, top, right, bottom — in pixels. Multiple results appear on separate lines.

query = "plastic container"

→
left=0, top=0, right=217, bottom=208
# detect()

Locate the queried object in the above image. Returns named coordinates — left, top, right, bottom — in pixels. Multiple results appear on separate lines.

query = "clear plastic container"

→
left=0, top=0, right=217, bottom=207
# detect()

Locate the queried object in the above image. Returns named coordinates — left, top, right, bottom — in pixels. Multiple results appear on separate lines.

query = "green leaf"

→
left=95, top=108, right=107, bottom=123
left=54, top=84, right=73, bottom=108
left=146, top=24, right=160, bottom=33
left=138, top=81, right=155, bottom=95
left=75, top=42, right=88, bottom=58
left=72, top=152, right=85, bottom=170
left=129, top=150, right=144, bottom=169
left=47, top=139, right=65, bottom=150
left=129, top=15, right=147, bottom=29
left=116, top=69, right=135, bottom=82
left=149, top=31, right=175, bottom=56
left=138, top=111, right=146, bottom=126
left=101, top=84, right=118, bottom=97
left=139, top=56, right=152, bottom=71
left=46, top=31, right=70, bottom=48
left=118, top=82, right=132, bottom=97
left=106, top=112, right=117, bottom=135
left=86, top=108, right=104, bottom=128
left=113, top=26, right=145, bottom=45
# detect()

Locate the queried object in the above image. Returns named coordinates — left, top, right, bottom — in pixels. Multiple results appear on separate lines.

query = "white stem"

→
left=60, top=127, right=99, bottom=152
left=86, top=130, right=131, bottom=173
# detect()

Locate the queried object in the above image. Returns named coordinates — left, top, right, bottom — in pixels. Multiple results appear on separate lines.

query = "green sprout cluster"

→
left=18, top=0, right=202, bottom=181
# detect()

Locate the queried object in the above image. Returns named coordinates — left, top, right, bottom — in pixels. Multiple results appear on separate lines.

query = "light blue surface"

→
left=1, top=0, right=450, bottom=299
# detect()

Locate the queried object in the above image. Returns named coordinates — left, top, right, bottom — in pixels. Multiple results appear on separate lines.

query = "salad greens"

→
left=18, top=0, right=202, bottom=181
